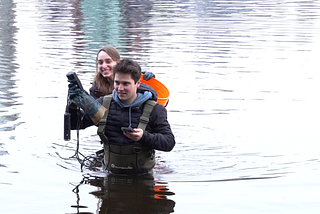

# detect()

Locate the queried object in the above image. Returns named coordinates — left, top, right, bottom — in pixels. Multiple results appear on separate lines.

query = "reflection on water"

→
left=1, top=0, right=320, bottom=213
left=0, top=0, right=20, bottom=131
left=71, top=174, right=175, bottom=214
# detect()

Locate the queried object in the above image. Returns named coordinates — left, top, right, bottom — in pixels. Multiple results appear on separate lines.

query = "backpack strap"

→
left=138, top=100, right=157, bottom=130
left=97, top=96, right=157, bottom=144
left=133, top=100, right=157, bottom=153
left=97, top=95, right=112, bottom=143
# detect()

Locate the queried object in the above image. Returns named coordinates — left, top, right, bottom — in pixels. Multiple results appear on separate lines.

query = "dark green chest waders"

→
left=97, top=95, right=157, bottom=174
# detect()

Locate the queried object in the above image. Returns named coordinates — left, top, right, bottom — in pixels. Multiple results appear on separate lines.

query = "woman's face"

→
left=97, top=51, right=117, bottom=79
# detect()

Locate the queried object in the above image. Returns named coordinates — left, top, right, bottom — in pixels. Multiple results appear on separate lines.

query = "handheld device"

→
left=66, top=71, right=84, bottom=91
left=121, top=127, right=135, bottom=132
left=64, top=72, right=84, bottom=141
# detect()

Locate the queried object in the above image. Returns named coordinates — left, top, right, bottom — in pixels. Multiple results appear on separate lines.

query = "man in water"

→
left=68, top=58, right=175, bottom=174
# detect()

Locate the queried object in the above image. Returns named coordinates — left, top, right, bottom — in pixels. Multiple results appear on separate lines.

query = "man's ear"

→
left=136, top=79, right=141, bottom=87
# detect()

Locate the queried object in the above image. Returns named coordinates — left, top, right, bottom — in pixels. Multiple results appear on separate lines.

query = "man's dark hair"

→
left=113, top=59, right=141, bottom=83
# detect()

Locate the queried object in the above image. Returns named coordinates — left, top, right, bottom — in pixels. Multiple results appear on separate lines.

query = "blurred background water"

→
left=1, top=0, right=320, bottom=213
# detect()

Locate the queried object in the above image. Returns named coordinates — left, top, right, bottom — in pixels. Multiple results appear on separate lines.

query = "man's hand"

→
left=68, top=82, right=105, bottom=124
left=123, top=128, right=143, bottom=141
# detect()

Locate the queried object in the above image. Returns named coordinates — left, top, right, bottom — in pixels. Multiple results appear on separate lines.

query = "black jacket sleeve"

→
left=139, top=104, right=175, bottom=152
left=89, top=82, right=103, bottom=100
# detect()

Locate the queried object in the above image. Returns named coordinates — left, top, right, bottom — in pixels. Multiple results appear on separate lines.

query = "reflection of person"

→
left=68, top=58, right=175, bottom=174
left=89, top=46, right=155, bottom=99
left=88, top=174, right=176, bottom=214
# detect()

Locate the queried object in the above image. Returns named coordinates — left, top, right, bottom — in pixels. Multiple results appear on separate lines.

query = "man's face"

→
left=114, top=73, right=141, bottom=105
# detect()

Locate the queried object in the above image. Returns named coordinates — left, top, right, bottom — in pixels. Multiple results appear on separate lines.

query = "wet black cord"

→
left=67, top=89, right=102, bottom=171
left=69, top=111, right=102, bottom=172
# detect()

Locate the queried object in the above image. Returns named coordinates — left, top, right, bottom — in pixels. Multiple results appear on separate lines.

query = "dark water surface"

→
left=1, top=0, right=320, bottom=213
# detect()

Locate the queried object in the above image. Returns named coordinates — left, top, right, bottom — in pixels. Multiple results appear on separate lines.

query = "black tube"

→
left=64, top=106, right=71, bottom=141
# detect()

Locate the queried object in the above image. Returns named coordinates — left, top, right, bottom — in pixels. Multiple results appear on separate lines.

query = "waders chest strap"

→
left=97, top=95, right=112, bottom=143
left=138, top=100, right=157, bottom=130
left=97, top=95, right=157, bottom=145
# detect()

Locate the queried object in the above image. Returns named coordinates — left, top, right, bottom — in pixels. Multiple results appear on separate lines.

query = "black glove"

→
left=143, top=71, right=155, bottom=80
left=68, top=82, right=102, bottom=118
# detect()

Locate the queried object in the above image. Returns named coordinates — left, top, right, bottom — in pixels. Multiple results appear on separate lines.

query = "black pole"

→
left=64, top=105, right=71, bottom=141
